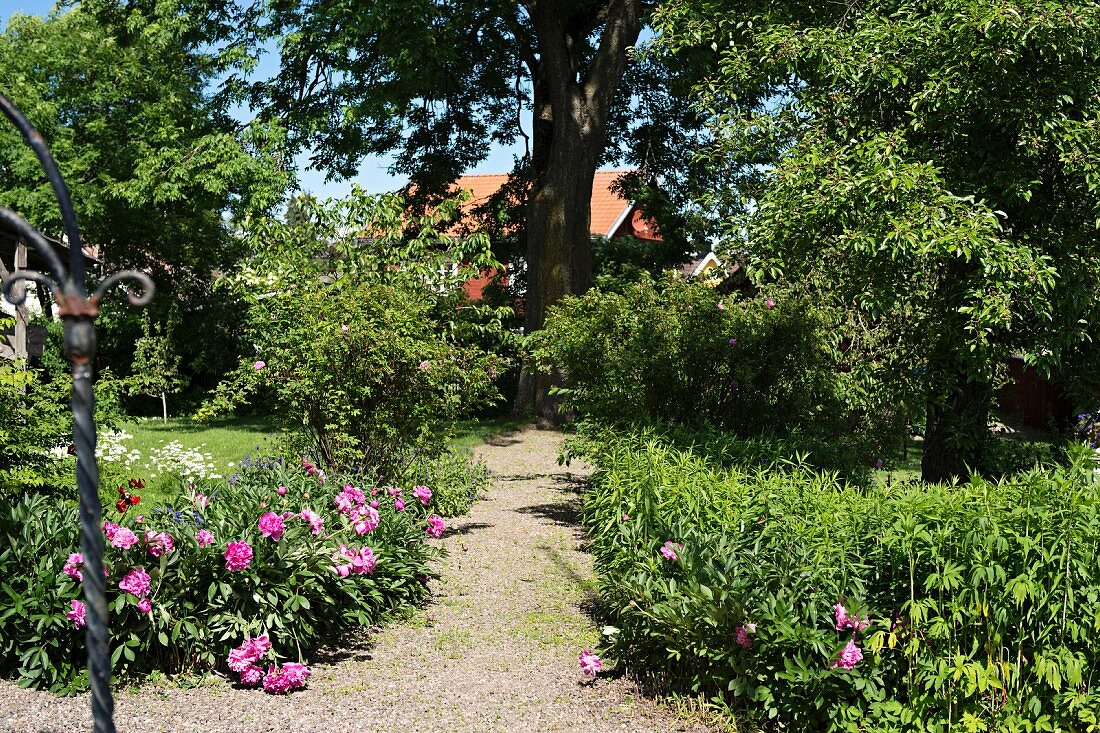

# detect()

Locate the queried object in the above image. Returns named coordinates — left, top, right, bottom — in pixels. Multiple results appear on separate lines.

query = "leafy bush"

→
left=580, top=431, right=1100, bottom=731
left=0, top=338, right=127, bottom=499
left=530, top=280, right=857, bottom=445
left=0, top=457, right=450, bottom=692
left=409, top=448, right=492, bottom=518
left=202, top=191, right=510, bottom=483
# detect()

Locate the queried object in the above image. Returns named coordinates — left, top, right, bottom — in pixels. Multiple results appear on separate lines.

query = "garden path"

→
left=0, top=428, right=706, bottom=733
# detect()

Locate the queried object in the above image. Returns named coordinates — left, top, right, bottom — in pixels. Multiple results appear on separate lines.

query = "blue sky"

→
left=0, top=0, right=527, bottom=198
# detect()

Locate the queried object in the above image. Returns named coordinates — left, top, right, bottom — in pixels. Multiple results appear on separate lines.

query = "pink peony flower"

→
left=334, top=563, right=351, bottom=577
left=351, top=546, right=376, bottom=575
left=300, top=509, right=324, bottom=536
left=243, top=635, right=272, bottom=659
left=253, top=360, right=266, bottom=370
left=104, top=522, right=139, bottom=550
left=578, top=649, right=603, bottom=677
left=765, top=299, right=776, bottom=308
left=660, top=541, right=683, bottom=561
left=281, top=662, right=311, bottom=688
left=735, top=626, right=753, bottom=649
left=262, top=666, right=294, bottom=694
left=118, top=567, right=151, bottom=598
left=425, top=515, right=445, bottom=539
left=351, top=505, right=380, bottom=535
left=387, top=486, right=402, bottom=496
left=193, top=493, right=210, bottom=510
left=145, top=531, right=174, bottom=557
left=394, top=497, right=405, bottom=512
left=239, top=665, right=264, bottom=686
left=277, top=485, right=288, bottom=496
left=195, top=529, right=215, bottom=547
left=66, top=599, right=86, bottom=629
left=137, top=598, right=152, bottom=614
left=63, top=552, right=84, bottom=582
left=412, top=485, right=432, bottom=506
left=832, top=638, right=863, bottom=670
left=834, top=603, right=869, bottom=632
left=334, top=485, right=365, bottom=514
left=258, top=512, right=285, bottom=541
left=224, top=541, right=253, bottom=572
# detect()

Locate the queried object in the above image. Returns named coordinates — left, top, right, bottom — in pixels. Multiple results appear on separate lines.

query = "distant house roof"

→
left=0, top=217, right=98, bottom=273
left=450, top=170, right=640, bottom=238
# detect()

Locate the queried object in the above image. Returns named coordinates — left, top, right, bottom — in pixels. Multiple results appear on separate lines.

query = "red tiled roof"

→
left=451, top=170, right=634, bottom=238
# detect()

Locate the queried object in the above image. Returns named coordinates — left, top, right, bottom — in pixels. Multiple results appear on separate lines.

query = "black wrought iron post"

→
left=0, top=93, right=154, bottom=733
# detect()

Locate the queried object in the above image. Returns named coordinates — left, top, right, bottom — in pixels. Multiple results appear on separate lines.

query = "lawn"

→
left=99, top=414, right=525, bottom=507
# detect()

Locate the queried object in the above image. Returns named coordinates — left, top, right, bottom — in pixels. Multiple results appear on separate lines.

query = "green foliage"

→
left=655, top=0, right=1100, bottom=478
left=408, top=449, right=492, bottom=518
left=0, top=4, right=290, bottom=386
left=580, top=431, right=1100, bottom=730
left=0, top=458, right=443, bottom=693
left=0, top=360, right=71, bottom=497
left=127, top=314, right=185, bottom=420
left=202, top=191, right=509, bottom=483
left=531, top=279, right=867, bottom=455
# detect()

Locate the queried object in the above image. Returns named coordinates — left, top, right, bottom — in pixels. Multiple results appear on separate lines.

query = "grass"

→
left=448, top=415, right=529, bottom=453
left=873, top=436, right=925, bottom=486
left=101, top=416, right=279, bottom=507
left=120, top=415, right=279, bottom=475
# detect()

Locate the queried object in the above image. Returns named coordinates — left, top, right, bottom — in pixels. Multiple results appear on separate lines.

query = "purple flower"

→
left=578, top=649, right=603, bottom=677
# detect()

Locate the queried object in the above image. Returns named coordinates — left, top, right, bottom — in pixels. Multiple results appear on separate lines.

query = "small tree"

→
left=129, top=315, right=184, bottom=422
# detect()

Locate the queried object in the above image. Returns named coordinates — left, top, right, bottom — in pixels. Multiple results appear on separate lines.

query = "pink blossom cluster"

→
left=333, top=545, right=376, bottom=576
left=104, top=522, right=139, bottom=550
left=63, top=552, right=83, bottom=582
left=412, top=485, right=431, bottom=506
left=144, top=530, right=175, bottom=557
left=832, top=638, right=863, bottom=670
left=425, top=515, right=445, bottom=538
left=834, top=604, right=869, bottom=632
left=227, top=635, right=310, bottom=694
left=67, top=599, right=86, bottom=629
left=118, top=567, right=151, bottom=598
left=387, top=486, right=402, bottom=497
left=334, top=485, right=380, bottom=535
left=227, top=635, right=272, bottom=685
left=660, top=541, right=683, bottom=561
left=261, top=663, right=311, bottom=694
left=735, top=623, right=756, bottom=649
left=299, top=508, right=325, bottom=536
left=301, top=459, right=325, bottom=483
left=257, top=512, right=286, bottom=541
left=394, top=497, right=405, bottom=511
left=195, top=529, right=215, bottom=547
left=224, top=541, right=254, bottom=572
left=578, top=650, right=603, bottom=677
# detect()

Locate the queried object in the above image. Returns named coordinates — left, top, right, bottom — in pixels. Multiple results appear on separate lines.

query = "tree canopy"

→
left=656, top=0, right=1100, bottom=479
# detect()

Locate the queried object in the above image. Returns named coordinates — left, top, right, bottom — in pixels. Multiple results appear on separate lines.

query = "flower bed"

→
left=0, top=457, right=446, bottom=693
left=579, top=431, right=1100, bottom=730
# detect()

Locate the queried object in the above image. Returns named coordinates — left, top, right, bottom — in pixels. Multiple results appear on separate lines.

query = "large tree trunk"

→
left=921, top=377, right=993, bottom=483
left=514, top=0, right=641, bottom=420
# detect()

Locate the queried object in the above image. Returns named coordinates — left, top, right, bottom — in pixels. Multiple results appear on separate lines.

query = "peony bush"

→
left=0, top=454, right=449, bottom=693
left=579, top=430, right=1100, bottom=731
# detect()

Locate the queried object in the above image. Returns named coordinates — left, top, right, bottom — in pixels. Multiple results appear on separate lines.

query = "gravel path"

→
left=1, top=428, right=706, bottom=733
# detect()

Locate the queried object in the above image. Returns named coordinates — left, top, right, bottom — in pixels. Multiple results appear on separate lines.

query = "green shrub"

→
left=581, top=431, right=1100, bottom=731
left=530, top=280, right=859, bottom=447
left=0, top=456, right=449, bottom=692
left=409, top=448, right=491, bottom=518
left=202, top=191, right=511, bottom=483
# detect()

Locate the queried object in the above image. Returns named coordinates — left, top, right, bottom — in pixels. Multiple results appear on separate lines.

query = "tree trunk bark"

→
left=161, top=392, right=168, bottom=422
left=514, top=0, right=641, bottom=420
left=921, top=377, right=992, bottom=483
